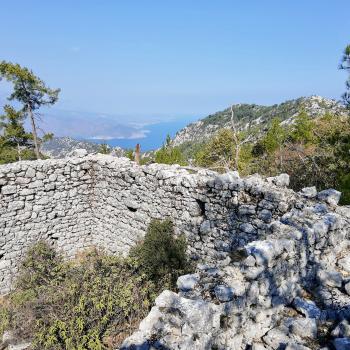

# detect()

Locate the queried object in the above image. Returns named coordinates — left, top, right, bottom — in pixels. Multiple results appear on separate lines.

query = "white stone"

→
left=300, top=186, right=317, bottom=198
left=214, top=285, right=235, bottom=302
left=177, top=273, right=200, bottom=291
left=338, top=256, right=350, bottom=273
left=1, top=185, right=16, bottom=195
left=25, top=167, right=36, bottom=178
left=317, top=189, right=341, bottom=206
left=288, top=317, right=317, bottom=339
left=292, top=297, right=321, bottom=319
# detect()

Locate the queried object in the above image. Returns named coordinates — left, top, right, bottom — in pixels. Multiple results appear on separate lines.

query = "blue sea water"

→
left=88, top=117, right=199, bottom=151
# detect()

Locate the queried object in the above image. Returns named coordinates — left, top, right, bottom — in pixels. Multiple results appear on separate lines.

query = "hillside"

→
left=41, top=137, right=100, bottom=158
left=41, top=137, right=125, bottom=158
left=172, top=96, right=347, bottom=148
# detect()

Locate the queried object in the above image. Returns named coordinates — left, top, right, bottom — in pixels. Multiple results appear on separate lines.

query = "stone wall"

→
left=0, top=153, right=348, bottom=293
left=90, top=155, right=297, bottom=263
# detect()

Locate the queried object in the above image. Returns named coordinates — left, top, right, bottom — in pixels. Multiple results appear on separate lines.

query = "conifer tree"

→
left=340, top=45, right=350, bottom=108
left=0, top=61, right=60, bottom=159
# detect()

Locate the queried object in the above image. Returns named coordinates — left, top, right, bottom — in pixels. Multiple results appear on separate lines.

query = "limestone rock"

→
left=333, top=338, right=350, bottom=350
left=345, top=282, right=350, bottom=296
left=177, top=273, right=200, bottom=292
left=288, top=317, right=317, bottom=339
left=299, top=186, right=317, bottom=199
left=332, top=320, right=350, bottom=338
left=68, top=148, right=88, bottom=158
left=317, top=189, right=341, bottom=206
left=285, top=344, right=312, bottom=350
left=214, top=285, right=235, bottom=302
left=338, top=256, right=350, bottom=273
left=317, top=269, right=342, bottom=288
left=292, top=298, right=321, bottom=319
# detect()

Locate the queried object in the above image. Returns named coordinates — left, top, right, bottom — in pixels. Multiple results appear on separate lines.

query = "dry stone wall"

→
left=0, top=152, right=297, bottom=293
left=0, top=153, right=349, bottom=292
left=90, top=156, right=297, bottom=264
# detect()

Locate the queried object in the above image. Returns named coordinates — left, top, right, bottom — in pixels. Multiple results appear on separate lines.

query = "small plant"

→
left=98, top=143, right=111, bottom=154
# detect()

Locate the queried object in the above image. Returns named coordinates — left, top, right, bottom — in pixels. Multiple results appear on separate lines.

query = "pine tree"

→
left=340, top=45, right=350, bottom=108
left=0, top=61, right=60, bottom=159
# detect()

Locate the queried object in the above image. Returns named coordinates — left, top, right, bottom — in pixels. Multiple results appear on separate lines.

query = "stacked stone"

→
left=89, top=155, right=298, bottom=266
left=0, top=150, right=94, bottom=293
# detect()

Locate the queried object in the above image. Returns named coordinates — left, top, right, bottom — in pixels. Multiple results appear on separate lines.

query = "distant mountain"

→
left=172, top=96, right=348, bottom=147
left=41, top=137, right=101, bottom=158
left=41, top=137, right=125, bottom=159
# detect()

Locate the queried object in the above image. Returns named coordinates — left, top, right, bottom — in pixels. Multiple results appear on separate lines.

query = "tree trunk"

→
left=17, top=143, right=21, bottom=161
left=135, top=143, right=141, bottom=165
left=279, top=144, right=283, bottom=171
left=235, top=144, right=240, bottom=171
left=28, top=108, right=40, bottom=159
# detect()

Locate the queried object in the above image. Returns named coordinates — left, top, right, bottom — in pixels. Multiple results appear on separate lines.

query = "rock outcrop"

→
left=172, top=96, right=347, bottom=147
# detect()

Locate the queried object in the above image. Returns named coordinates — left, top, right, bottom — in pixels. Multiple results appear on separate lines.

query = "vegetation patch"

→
left=192, top=112, right=350, bottom=204
left=0, top=220, right=192, bottom=350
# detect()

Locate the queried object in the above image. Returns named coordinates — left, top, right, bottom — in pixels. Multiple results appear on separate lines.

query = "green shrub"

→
left=98, top=143, right=111, bottom=154
left=339, top=173, right=350, bottom=205
left=131, top=219, right=192, bottom=285
left=155, top=146, right=186, bottom=165
left=15, top=240, right=64, bottom=290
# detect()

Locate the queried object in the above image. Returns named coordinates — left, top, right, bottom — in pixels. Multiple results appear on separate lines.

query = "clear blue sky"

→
left=0, top=1, right=349, bottom=128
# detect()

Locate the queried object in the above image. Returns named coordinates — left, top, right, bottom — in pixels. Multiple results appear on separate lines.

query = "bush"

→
left=131, top=219, right=192, bottom=285
left=0, top=220, right=192, bottom=349
left=155, top=146, right=186, bottom=165
left=195, top=128, right=235, bottom=171
left=15, top=240, right=64, bottom=290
